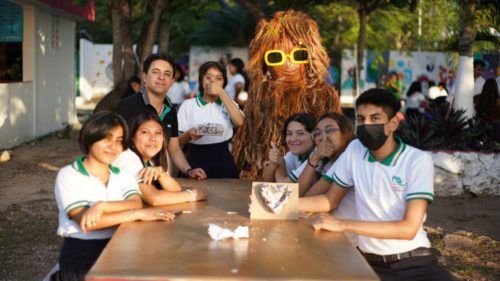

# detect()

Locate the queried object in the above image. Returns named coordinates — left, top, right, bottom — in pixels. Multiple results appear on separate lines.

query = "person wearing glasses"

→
left=115, top=53, right=207, bottom=180
left=262, top=113, right=316, bottom=182
left=177, top=61, right=244, bottom=178
left=294, top=112, right=358, bottom=244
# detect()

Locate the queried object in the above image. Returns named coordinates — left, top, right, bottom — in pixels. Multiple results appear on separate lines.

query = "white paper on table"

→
left=208, top=224, right=249, bottom=241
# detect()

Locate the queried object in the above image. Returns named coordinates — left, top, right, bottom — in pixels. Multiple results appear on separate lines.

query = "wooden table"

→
left=86, top=179, right=379, bottom=281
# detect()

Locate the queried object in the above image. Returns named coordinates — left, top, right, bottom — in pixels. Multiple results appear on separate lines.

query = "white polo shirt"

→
left=283, top=151, right=313, bottom=182
left=288, top=150, right=330, bottom=183
left=330, top=138, right=433, bottom=255
left=54, top=156, right=141, bottom=240
left=177, top=95, right=241, bottom=145
left=113, top=149, right=146, bottom=179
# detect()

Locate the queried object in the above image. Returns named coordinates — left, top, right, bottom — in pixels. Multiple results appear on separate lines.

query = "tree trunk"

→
left=355, top=7, right=368, bottom=97
left=135, top=4, right=152, bottom=75
left=157, top=15, right=171, bottom=53
left=139, top=0, right=166, bottom=70
left=121, top=0, right=134, bottom=80
left=453, top=0, right=477, bottom=119
left=111, top=0, right=124, bottom=85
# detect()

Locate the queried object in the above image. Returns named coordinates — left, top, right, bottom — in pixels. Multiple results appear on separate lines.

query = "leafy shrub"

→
left=396, top=109, right=500, bottom=153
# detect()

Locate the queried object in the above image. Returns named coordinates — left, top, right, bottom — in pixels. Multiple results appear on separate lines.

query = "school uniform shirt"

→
left=115, top=89, right=178, bottom=140
left=177, top=95, right=241, bottom=145
left=328, top=138, right=433, bottom=255
left=54, top=156, right=141, bottom=240
left=225, top=73, right=245, bottom=100
left=113, top=149, right=145, bottom=180
left=285, top=151, right=316, bottom=182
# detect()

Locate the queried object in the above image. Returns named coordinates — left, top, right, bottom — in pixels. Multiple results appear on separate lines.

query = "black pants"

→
left=370, top=255, right=454, bottom=281
left=184, top=141, right=238, bottom=178
left=51, top=237, right=109, bottom=281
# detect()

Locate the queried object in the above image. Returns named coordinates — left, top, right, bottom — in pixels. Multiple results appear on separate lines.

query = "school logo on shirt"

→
left=391, top=175, right=406, bottom=191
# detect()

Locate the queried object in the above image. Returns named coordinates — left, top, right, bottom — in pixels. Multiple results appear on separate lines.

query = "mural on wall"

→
left=340, top=50, right=469, bottom=106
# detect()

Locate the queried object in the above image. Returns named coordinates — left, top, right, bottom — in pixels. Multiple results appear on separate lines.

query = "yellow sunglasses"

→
left=264, top=48, right=309, bottom=66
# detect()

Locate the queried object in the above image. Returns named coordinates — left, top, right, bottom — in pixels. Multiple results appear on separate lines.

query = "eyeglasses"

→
left=264, top=48, right=309, bottom=66
left=311, top=127, right=340, bottom=139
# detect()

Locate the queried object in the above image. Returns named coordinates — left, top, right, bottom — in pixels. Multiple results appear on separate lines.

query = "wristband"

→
left=185, top=189, right=196, bottom=202
left=307, top=159, right=318, bottom=169
left=185, top=168, right=193, bottom=175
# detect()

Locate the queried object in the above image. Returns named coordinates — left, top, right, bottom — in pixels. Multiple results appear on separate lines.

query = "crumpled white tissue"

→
left=208, top=224, right=249, bottom=241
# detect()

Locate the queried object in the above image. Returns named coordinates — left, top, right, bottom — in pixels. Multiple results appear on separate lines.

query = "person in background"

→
left=167, top=63, right=191, bottom=110
left=225, top=58, right=249, bottom=107
left=93, top=76, right=141, bottom=114
left=114, top=53, right=207, bottom=180
left=474, top=78, right=500, bottom=122
left=52, top=112, right=175, bottom=280
left=405, top=81, right=427, bottom=119
left=473, top=59, right=486, bottom=96
left=262, top=113, right=316, bottom=183
left=384, top=71, right=403, bottom=101
left=177, top=61, right=244, bottom=178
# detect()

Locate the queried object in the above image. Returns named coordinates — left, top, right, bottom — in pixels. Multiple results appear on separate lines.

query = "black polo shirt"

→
left=114, top=91, right=179, bottom=140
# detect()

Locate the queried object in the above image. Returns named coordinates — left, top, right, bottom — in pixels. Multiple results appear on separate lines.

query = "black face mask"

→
left=356, top=123, right=388, bottom=151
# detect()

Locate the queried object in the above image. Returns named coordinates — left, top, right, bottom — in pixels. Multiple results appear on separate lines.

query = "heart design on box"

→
left=258, top=184, right=292, bottom=214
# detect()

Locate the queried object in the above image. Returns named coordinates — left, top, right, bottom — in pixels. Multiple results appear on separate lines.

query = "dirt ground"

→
left=0, top=128, right=498, bottom=281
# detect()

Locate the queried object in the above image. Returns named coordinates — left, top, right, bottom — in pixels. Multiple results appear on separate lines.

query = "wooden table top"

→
left=86, top=179, right=378, bottom=281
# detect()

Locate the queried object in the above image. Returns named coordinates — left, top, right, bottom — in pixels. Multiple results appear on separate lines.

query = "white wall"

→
left=0, top=3, right=77, bottom=149
left=34, top=8, right=76, bottom=137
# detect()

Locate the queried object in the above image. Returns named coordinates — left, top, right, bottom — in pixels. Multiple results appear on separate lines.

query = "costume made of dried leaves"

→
left=232, top=10, right=341, bottom=179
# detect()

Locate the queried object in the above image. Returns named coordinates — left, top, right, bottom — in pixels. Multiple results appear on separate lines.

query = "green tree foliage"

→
left=76, top=0, right=497, bottom=56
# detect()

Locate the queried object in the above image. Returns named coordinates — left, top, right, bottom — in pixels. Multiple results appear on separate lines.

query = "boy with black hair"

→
left=299, top=88, right=452, bottom=280
left=115, top=53, right=206, bottom=180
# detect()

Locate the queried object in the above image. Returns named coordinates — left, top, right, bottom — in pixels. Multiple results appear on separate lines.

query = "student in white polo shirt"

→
left=177, top=61, right=244, bottom=178
left=113, top=110, right=207, bottom=206
left=261, top=113, right=315, bottom=182
left=52, top=112, right=176, bottom=281
left=299, top=89, right=452, bottom=280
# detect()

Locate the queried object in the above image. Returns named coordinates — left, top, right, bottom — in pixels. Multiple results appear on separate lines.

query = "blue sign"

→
left=0, top=0, right=23, bottom=42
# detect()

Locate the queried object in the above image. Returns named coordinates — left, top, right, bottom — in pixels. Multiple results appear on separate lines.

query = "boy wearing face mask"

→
left=299, top=88, right=452, bottom=281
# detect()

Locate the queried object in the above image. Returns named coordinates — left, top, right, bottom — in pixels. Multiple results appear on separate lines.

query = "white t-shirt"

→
left=54, top=157, right=141, bottom=240
left=406, top=91, right=426, bottom=110
left=167, top=81, right=190, bottom=105
left=474, top=76, right=486, bottom=96
left=225, top=73, right=245, bottom=100
left=177, top=96, right=242, bottom=145
left=329, top=138, right=433, bottom=255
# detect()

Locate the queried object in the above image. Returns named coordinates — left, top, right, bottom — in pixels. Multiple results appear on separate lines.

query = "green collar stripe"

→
left=75, top=156, right=120, bottom=176
left=76, top=156, right=90, bottom=176
left=197, top=95, right=222, bottom=106
left=366, top=137, right=406, bottom=166
left=298, top=149, right=313, bottom=163
left=159, top=105, right=171, bottom=121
